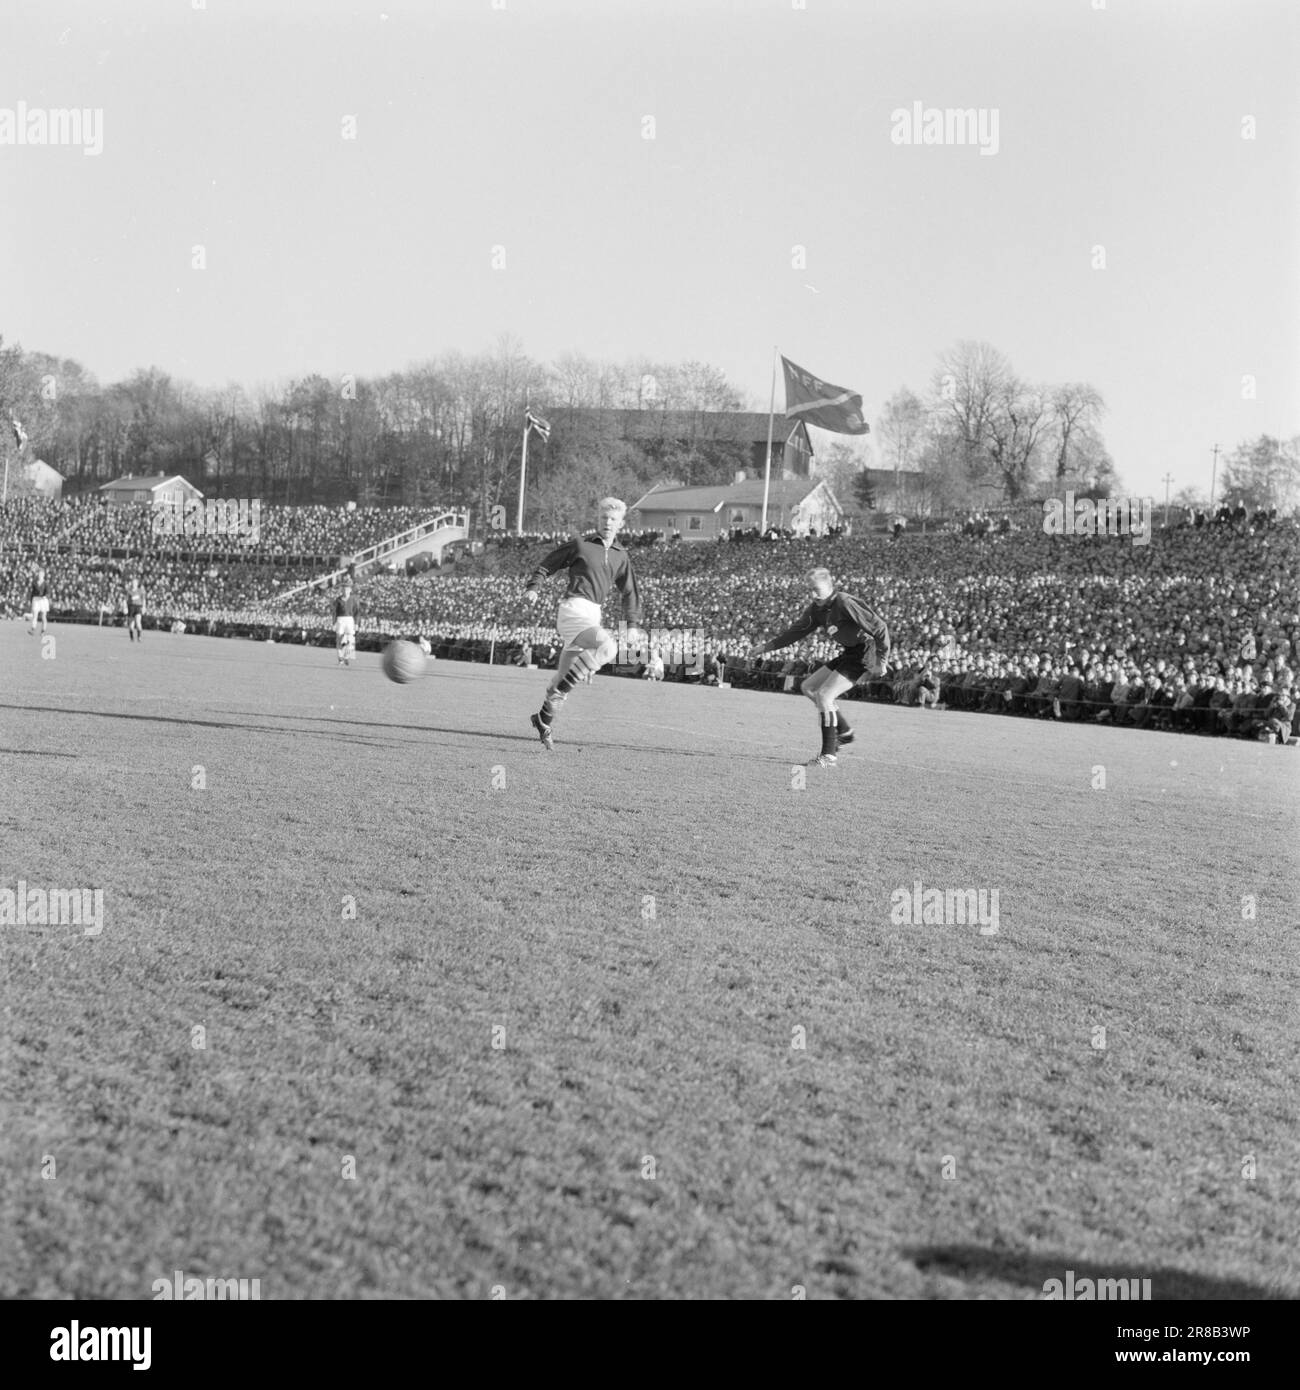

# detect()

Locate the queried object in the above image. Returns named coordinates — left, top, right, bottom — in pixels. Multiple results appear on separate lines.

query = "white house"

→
left=630, top=478, right=844, bottom=540
left=98, top=474, right=203, bottom=509
left=22, top=458, right=64, bottom=499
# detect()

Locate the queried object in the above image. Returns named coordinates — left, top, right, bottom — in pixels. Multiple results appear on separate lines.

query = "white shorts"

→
left=335, top=616, right=356, bottom=639
left=556, top=596, right=606, bottom=651
left=31, top=597, right=49, bottom=617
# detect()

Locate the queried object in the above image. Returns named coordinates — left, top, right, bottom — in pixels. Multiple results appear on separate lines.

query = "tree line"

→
left=3, top=331, right=1294, bottom=524
left=858, top=340, right=1297, bottom=516
left=0, top=334, right=756, bottom=527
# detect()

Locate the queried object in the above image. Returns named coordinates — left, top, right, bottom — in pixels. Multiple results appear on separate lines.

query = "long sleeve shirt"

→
left=525, top=534, right=643, bottom=624
left=758, top=590, right=890, bottom=658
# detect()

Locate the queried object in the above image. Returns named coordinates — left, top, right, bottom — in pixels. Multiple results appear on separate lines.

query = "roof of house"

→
left=631, top=478, right=833, bottom=512
left=99, top=474, right=196, bottom=492
left=554, top=408, right=812, bottom=449
left=862, top=467, right=925, bottom=482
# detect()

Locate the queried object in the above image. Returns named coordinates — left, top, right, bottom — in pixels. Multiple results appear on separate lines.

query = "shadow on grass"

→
left=0, top=748, right=78, bottom=757
left=0, top=702, right=793, bottom=762
left=0, top=701, right=540, bottom=746
left=904, top=1244, right=1290, bottom=1300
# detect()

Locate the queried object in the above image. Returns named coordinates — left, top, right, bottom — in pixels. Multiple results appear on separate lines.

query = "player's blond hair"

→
left=809, top=567, right=834, bottom=586
left=598, top=496, right=627, bottom=513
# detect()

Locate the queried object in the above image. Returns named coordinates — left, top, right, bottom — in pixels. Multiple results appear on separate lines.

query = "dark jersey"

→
left=30, top=578, right=50, bottom=599
left=526, top=534, right=643, bottom=623
left=127, top=586, right=144, bottom=610
left=333, top=594, right=360, bottom=619
left=761, top=590, right=890, bottom=657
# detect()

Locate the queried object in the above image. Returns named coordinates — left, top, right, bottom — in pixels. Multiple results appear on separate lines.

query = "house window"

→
left=687, top=516, right=702, bottom=531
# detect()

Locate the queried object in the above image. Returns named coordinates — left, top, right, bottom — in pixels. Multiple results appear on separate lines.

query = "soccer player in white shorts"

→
left=333, top=580, right=359, bottom=666
left=28, top=568, right=51, bottom=635
left=125, top=576, right=146, bottom=641
left=524, top=497, right=644, bottom=750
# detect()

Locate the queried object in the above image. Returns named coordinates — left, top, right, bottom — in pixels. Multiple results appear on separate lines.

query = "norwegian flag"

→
left=10, top=414, right=28, bottom=450
left=781, top=356, right=870, bottom=435
left=525, top=408, right=551, bottom=443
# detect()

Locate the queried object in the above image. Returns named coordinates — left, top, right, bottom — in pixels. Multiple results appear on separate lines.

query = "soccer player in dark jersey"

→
left=333, top=580, right=360, bottom=666
left=748, top=567, right=891, bottom=767
left=524, top=496, right=644, bottom=750
left=28, top=567, right=51, bottom=635
left=125, top=575, right=146, bottom=641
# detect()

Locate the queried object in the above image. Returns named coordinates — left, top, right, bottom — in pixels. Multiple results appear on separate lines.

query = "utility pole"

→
left=1161, top=472, right=1174, bottom=527
left=1209, top=443, right=1220, bottom=511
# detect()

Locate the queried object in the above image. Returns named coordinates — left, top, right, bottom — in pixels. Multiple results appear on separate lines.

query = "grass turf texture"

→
left=2, top=623, right=1297, bottom=1301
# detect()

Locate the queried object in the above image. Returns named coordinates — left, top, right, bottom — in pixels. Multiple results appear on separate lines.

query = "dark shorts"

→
left=823, top=646, right=870, bottom=683
left=128, top=604, right=142, bottom=615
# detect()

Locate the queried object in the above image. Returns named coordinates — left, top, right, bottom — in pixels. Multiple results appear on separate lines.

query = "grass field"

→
left=3, top=621, right=1298, bottom=1300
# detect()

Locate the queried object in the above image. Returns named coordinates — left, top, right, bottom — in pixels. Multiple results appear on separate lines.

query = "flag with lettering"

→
left=10, top=414, right=28, bottom=449
left=525, top=408, right=551, bottom=443
left=781, top=357, right=869, bottom=435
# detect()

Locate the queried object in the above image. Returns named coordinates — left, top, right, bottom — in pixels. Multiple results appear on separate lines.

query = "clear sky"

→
left=2, top=0, right=1296, bottom=499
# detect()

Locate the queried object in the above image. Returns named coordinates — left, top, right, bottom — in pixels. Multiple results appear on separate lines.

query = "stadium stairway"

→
left=266, top=507, right=470, bottom=605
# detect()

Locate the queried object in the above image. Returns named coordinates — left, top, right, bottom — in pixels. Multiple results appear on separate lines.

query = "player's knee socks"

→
left=542, top=652, right=594, bottom=722
left=553, top=649, right=599, bottom=698
left=820, top=708, right=839, bottom=756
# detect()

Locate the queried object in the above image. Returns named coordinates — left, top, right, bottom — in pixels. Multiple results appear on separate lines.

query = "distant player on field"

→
left=28, top=566, right=51, bottom=636
left=524, top=496, right=643, bottom=750
left=333, top=580, right=359, bottom=666
left=748, top=567, right=890, bottom=767
left=125, top=574, right=146, bottom=642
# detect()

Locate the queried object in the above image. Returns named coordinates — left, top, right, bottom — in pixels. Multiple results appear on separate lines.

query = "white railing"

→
left=346, top=508, right=469, bottom=568
left=265, top=508, right=470, bottom=606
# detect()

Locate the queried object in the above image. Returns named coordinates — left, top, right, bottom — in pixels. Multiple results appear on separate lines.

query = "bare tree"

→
left=930, top=340, right=1012, bottom=483
left=986, top=378, right=1050, bottom=501
left=1049, top=383, right=1104, bottom=479
left=1222, top=435, right=1300, bottom=513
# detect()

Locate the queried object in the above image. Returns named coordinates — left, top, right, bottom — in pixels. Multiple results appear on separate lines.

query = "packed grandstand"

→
left=4, top=495, right=1297, bottom=742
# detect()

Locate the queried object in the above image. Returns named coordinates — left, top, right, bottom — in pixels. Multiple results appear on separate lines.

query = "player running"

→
left=333, top=579, right=359, bottom=666
left=748, top=567, right=891, bottom=767
left=524, top=496, right=643, bottom=750
left=28, top=567, right=51, bottom=635
left=125, top=574, right=146, bottom=641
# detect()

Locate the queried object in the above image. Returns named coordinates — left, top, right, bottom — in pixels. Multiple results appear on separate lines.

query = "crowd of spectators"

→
left=5, top=494, right=1297, bottom=743
left=0, top=554, right=322, bottom=621
left=0, top=496, right=450, bottom=563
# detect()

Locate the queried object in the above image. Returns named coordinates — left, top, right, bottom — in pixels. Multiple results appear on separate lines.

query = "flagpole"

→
left=761, top=347, right=778, bottom=534
left=516, top=402, right=530, bottom=537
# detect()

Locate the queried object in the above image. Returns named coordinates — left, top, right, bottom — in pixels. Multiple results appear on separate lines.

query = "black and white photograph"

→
left=2, top=0, right=1297, bottom=1347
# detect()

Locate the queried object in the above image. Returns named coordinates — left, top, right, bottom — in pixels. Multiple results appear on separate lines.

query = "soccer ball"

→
left=381, top=640, right=427, bottom=684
